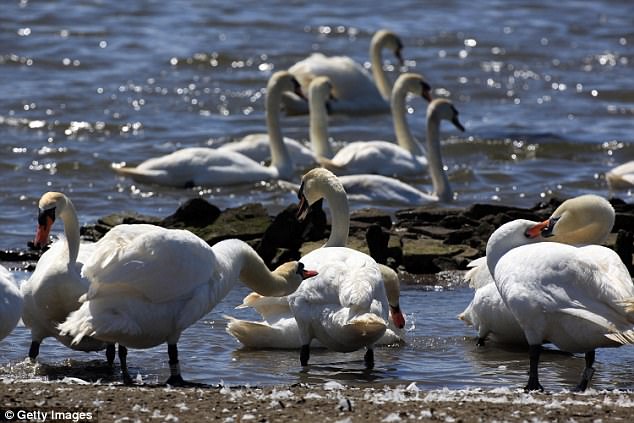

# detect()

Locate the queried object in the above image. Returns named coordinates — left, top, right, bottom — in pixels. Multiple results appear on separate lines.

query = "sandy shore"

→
left=1, top=380, right=634, bottom=422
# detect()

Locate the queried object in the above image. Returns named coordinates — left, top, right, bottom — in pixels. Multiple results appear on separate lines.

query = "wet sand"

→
left=1, top=380, right=633, bottom=422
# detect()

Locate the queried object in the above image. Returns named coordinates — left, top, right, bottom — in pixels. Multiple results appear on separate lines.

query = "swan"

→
left=21, top=192, right=113, bottom=362
left=58, top=225, right=318, bottom=385
left=332, top=98, right=463, bottom=206
left=225, top=168, right=406, bottom=349
left=0, top=265, right=23, bottom=341
left=112, top=71, right=302, bottom=188
left=282, top=29, right=404, bottom=115
left=606, top=160, right=634, bottom=190
left=317, top=73, right=436, bottom=177
left=486, top=218, right=634, bottom=391
left=459, top=194, right=616, bottom=346
left=290, top=168, right=406, bottom=368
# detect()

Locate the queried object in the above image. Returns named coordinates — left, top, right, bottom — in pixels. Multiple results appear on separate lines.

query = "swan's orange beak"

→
left=525, top=220, right=549, bottom=239
left=32, top=208, right=55, bottom=249
left=301, top=269, right=319, bottom=280
left=390, top=305, right=406, bottom=329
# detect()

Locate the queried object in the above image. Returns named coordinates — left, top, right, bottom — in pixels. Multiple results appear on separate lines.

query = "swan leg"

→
left=525, top=344, right=544, bottom=392
left=300, top=344, right=310, bottom=367
left=118, top=345, right=133, bottom=385
left=574, top=350, right=595, bottom=392
left=106, top=344, right=116, bottom=367
left=364, top=348, right=374, bottom=369
left=28, top=341, right=40, bottom=361
left=164, top=343, right=201, bottom=386
left=476, top=337, right=486, bottom=347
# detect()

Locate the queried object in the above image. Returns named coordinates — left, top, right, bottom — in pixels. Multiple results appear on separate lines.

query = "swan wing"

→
left=340, top=174, right=434, bottom=206
left=464, top=256, right=493, bottom=289
left=82, top=224, right=215, bottom=304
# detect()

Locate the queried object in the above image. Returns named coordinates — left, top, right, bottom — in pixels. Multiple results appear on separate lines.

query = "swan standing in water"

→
left=317, top=73, right=434, bottom=177
left=292, top=168, right=404, bottom=368
left=21, top=192, right=113, bottom=362
left=282, top=29, right=404, bottom=115
left=112, top=71, right=303, bottom=188
left=0, top=265, right=23, bottom=341
left=225, top=168, right=406, bottom=349
left=459, top=194, right=616, bottom=346
left=486, top=218, right=634, bottom=391
left=58, top=225, right=318, bottom=385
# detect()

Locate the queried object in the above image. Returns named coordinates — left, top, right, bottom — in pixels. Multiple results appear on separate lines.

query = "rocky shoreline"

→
left=4, top=196, right=634, bottom=276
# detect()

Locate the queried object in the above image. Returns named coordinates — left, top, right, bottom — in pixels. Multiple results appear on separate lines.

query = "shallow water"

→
left=2, top=271, right=634, bottom=391
left=1, top=0, right=634, bottom=389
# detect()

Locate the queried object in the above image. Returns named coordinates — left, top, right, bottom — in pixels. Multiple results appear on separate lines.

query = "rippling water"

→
left=1, top=0, right=633, bottom=389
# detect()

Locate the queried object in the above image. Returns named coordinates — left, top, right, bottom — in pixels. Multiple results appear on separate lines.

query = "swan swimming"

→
left=282, top=29, right=404, bottom=115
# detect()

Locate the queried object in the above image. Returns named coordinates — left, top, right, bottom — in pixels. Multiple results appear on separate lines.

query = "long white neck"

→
left=60, top=199, right=80, bottom=265
left=391, top=82, right=423, bottom=155
left=214, top=239, right=299, bottom=297
left=266, top=82, right=293, bottom=179
left=426, top=113, right=452, bottom=202
left=323, top=184, right=350, bottom=247
left=485, top=220, right=541, bottom=280
left=370, top=37, right=391, bottom=100
left=309, top=95, right=334, bottom=159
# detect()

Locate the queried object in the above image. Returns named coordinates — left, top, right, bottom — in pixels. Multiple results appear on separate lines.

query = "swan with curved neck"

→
left=315, top=73, right=435, bottom=176
left=59, top=225, right=317, bottom=386
left=318, top=98, right=462, bottom=206
left=460, top=194, right=617, bottom=346
left=112, top=71, right=301, bottom=187
left=485, top=216, right=634, bottom=392
left=21, top=192, right=112, bottom=362
left=282, top=29, right=404, bottom=115
left=226, top=168, right=405, bottom=353
left=0, top=265, right=23, bottom=341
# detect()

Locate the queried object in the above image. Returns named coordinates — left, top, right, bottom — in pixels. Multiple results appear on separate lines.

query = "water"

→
left=1, top=0, right=634, bottom=389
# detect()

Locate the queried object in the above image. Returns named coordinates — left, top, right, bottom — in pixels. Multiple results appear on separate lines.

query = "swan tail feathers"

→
left=343, top=314, right=387, bottom=342
left=112, top=165, right=167, bottom=185
left=224, top=315, right=300, bottom=349
left=617, top=297, right=634, bottom=314
left=58, top=306, right=96, bottom=345
left=606, top=330, right=634, bottom=345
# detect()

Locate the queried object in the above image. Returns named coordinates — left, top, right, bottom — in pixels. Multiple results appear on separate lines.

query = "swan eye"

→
left=296, top=262, right=305, bottom=275
left=38, top=207, right=56, bottom=225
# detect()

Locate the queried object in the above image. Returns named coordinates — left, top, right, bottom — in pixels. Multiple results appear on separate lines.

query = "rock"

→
left=161, top=198, right=221, bottom=228
left=350, top=208, right=393, bottom=229
left=193, top=203, right=272, bottom=245
left=400, top=237, right=465, bottom=274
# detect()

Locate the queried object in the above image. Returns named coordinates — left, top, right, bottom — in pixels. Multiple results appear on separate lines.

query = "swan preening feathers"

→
left=482, top=198, right=634, bottom=392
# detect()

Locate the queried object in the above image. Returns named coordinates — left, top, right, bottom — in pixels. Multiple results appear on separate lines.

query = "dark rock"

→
left=351, top=208, right=393, bottom=229
left=615, top=230, right=634, bottom=275
left=193, top=203, right=272, bottom=245
left=366, top=224, right=390, bottom=265
left=161, top=198, right=221, bottom=228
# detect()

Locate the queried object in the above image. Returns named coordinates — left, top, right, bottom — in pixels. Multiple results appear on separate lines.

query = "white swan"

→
left=333, top=98, right=463, bottom=206
left=58, top=225, right=318, bottom=385
left=282, top=29, right=404, bottom=115
left=459, top=194, right=616, bottom=346
left=317, top=73, right=436, bottom=177
left=21, top=192, right=112, bottom=361
left=606, top=160, right=634, bottom=190
left=0, top=265, right=23, bottom=341
left=486, top=218, right=634, bottom=391
left=225, top=168, right=406, bottom=349
left=112, top=71, right=302, bottom=187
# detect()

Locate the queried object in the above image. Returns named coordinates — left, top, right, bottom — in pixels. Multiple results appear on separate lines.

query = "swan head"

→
left=269, top=70, right=306, bottom=101
left=532, top=194, right=615, bottom=245
left=272, top=261, right=319, bottom=294
left=296, top=168, right=346, bottom=220
left=380, top=264, right=405, bottom=329
left=394, top=73, right=433, bottom=103
left=373, top=29, right=404, bottom=65
left=31, top=191, right=69, bottom=249
left=308, top=76, right=335, bottom=114
left=485, top=219, right=549, bottom=274
left=428, top=99, right=465, bottom=132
